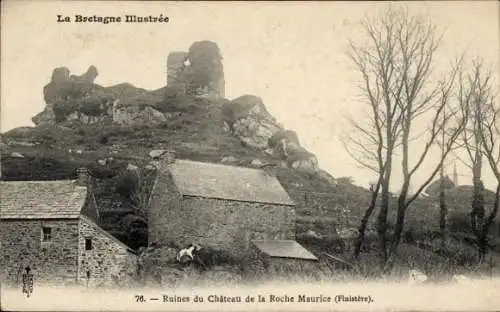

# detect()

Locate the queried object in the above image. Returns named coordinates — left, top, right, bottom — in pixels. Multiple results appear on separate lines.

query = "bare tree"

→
left=345, top=6, right=467, bottom=270
left=457, top=59, right=500, bottom=263
left=387, top=59, right=465, bottom=271
left=342, top=7, right=404, bottom=261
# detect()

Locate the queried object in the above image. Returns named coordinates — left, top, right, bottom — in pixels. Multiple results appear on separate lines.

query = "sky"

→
left=1, top=1, right=499, bottom=192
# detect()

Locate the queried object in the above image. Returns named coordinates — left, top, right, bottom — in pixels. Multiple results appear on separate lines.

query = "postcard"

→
left=1, top=1, right=499, bottom=311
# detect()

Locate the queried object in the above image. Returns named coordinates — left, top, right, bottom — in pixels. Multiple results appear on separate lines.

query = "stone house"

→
left=147, top=158, right=298, bottom=258
left=0, top=169, right=138, bottom=287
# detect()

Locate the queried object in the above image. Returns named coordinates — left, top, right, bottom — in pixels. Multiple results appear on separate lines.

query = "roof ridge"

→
left=173, top=159, right=265, bottom=171
left=0, top=179, right=78, bottom=184
left=251, top=239, right=301, bottom=242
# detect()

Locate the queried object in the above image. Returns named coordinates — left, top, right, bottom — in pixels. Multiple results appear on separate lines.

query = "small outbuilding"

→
left=249, top=240, right=319, bottom=277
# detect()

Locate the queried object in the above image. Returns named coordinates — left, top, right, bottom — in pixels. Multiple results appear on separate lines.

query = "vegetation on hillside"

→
left=342, top=5, right=499, bottom=274
left=1, top=8, right=499, bottom=282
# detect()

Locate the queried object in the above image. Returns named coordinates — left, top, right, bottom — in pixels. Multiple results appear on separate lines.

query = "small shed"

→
left=249, top=240, right=319, bottom=278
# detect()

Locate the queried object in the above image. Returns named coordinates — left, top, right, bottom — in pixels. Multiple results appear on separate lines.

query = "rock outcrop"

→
left=223, top=95, right=283, bottom=149
left=112, top=100, right=167, bottom=126
left=33, top=66, right=109, bottom=126
left=222, top=95, right=319, bottom=171
left=33, top=66, right=171, bottom=126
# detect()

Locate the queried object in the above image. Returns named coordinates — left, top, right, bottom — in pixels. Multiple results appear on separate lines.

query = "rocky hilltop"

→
left=27, top=41, right=321, bottom=174
left=2, top=40, right=496, bottom=263
left=2, top=40, right=348, bottom=249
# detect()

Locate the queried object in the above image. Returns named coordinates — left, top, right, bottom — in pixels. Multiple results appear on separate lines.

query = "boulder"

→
left=221, top=155, right=238, bottom=163
left=66, top=111, right=101, bottom=124
left=291, top=155, right=319, bottom=171
left=232, top=117, right=282, bottom=148
left=113, top=104, right=166, bottom=126
left=304, top=229, right=322, bottom=239
left=269, top=130, right=300, bottom=148
left=251, top=159, right=263, bottom=167
left=149, top=149, right=167, bottom=159
left=127, top=164, right=139, bottom=171
left=275, top=137, right=303, bottom=159
left=32, top=106, right=56, bottom=126
left=224, top=95, right=283, bottom=149
left=97, top=159, right=107, bottom=166
left=10, top=152, right=24, bottom=158
left=336, top=228, right=359, bottom=239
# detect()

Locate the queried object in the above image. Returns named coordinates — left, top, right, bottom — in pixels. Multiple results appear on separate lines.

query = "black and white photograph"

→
left=1, top=1, right=499, bottom=311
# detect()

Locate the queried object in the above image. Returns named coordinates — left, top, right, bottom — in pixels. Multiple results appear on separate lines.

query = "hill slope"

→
left=2, top=41, right=499, bottom=278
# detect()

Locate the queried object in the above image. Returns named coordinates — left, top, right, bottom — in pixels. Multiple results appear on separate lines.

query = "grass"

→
left=3, top=78, right=500, bottom=287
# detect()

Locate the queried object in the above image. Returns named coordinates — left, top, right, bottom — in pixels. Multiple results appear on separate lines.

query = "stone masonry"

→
left=78, top=216, right=137, bottom=288
left=148, top=171, right=296, bottom=258
left=0, top=219, right=80, bottom=286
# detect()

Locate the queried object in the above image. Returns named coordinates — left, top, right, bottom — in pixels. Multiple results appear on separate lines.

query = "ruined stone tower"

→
left=166, top=41, right=225, bottom=99
left=167, top=52, right=189, bottom=89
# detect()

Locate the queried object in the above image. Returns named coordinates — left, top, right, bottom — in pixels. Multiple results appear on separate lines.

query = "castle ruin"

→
left=166, top=41, right=225, bottom=99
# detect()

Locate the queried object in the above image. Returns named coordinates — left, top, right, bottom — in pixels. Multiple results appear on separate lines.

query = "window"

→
left=41, top=227, right=52, bottom=242
left=85, top=238, right=92, bottom=251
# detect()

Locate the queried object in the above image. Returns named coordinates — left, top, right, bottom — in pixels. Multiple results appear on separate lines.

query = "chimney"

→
left=76, top=167, right=89, bottom=186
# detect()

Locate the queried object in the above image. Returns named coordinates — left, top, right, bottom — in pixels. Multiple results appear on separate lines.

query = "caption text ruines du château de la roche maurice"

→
left=57, top=14, right=170, bottom=24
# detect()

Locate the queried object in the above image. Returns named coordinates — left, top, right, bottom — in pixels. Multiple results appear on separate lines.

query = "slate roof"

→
left=0, top=180, right=87, bottom=219
left=166, top=159, right=295, bottom=206
left=251, top=240, right=318, bottom=260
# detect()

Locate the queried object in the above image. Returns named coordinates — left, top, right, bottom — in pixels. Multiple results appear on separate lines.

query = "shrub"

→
left=116, top=169, right=140, bottom=198
left=99, top=135, right=109, bottom=144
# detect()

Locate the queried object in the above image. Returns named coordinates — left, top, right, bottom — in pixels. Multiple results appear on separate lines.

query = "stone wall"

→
left=0, top=219, right=79, bottom=286
left=148, top=171, right=296, bottom=258
left=167, top=52, right=189, bottom=88
left=78, top=216, right=138, bottom=288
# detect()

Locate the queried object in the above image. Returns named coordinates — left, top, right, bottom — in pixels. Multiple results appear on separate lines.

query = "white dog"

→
left=176, top=244, right=202, bottom=263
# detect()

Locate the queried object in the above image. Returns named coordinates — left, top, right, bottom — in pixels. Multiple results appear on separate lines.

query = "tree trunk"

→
left=470, top=149, right=485, bottom=262
left=478, top=183, right=500, bottom=264
left=439, top=164, right=447, bottom=249
left=377, top=169, right=391, bottom=267
left=385, top=183, right=409, bottom=273
left=353, top=180, right=381, bottom=259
